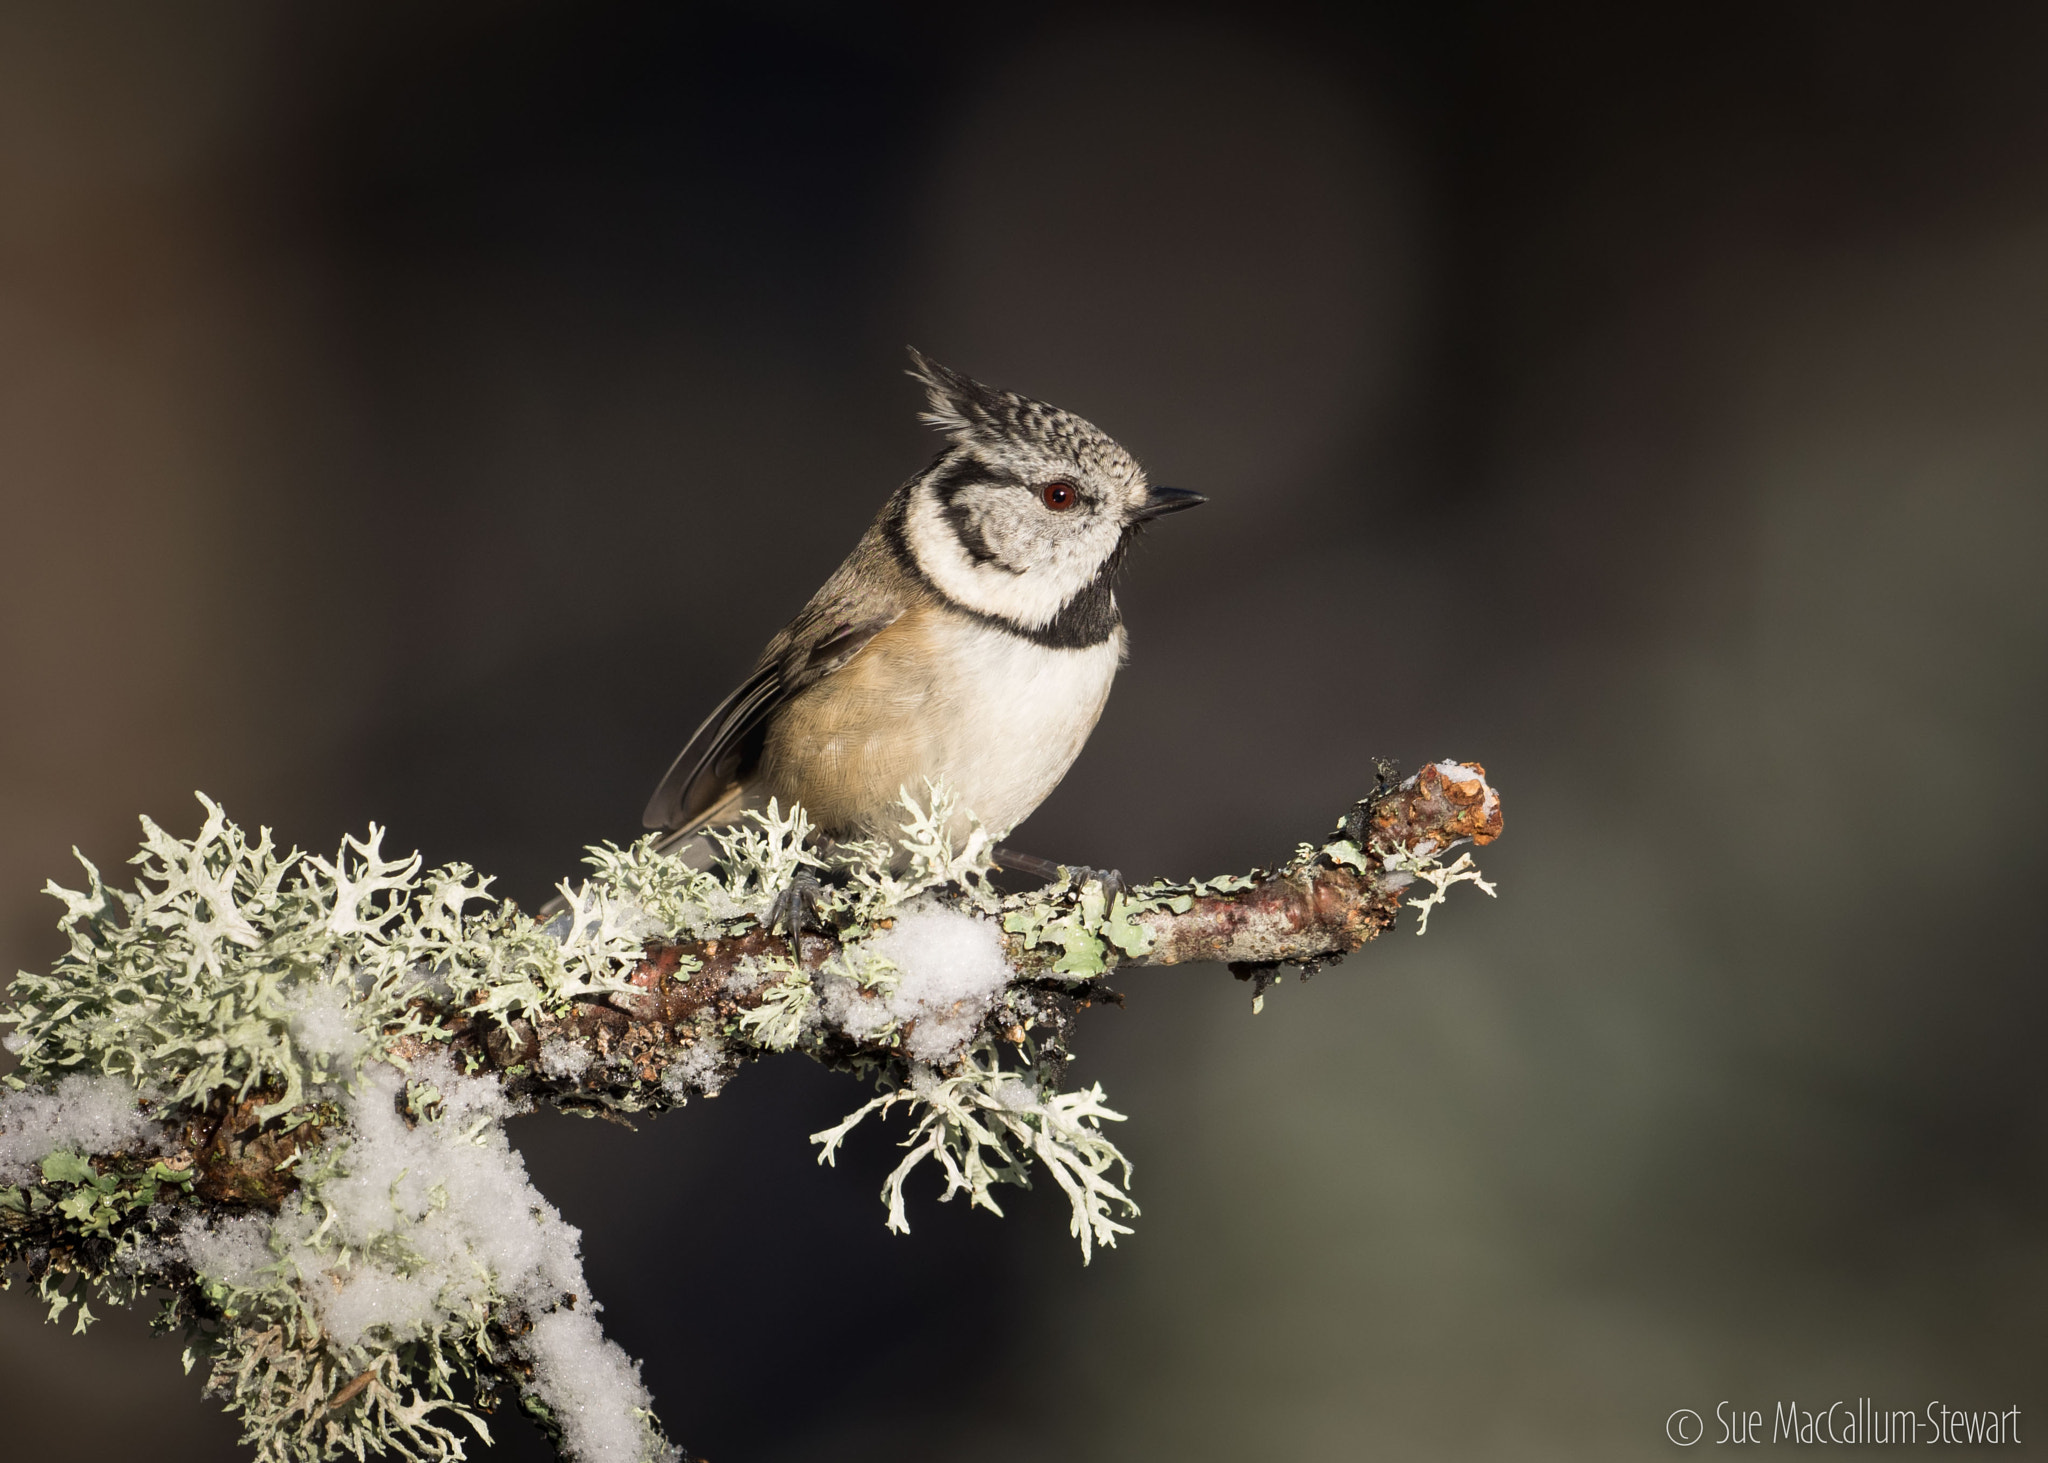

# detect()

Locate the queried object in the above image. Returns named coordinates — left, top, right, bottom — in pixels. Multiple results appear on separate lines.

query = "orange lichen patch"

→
left=1371, top=760, right=1502, bottom=851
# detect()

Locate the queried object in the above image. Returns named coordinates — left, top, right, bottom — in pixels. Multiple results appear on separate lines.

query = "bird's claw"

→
left=1064, top=864, right=1127, bottom=902
left=766, top=868, right=825, bottom=960
left=990, top=846, right=1125, bottom=901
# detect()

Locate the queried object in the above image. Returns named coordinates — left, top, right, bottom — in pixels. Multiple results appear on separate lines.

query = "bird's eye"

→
left=1041, top=481, right=1077, bottom=511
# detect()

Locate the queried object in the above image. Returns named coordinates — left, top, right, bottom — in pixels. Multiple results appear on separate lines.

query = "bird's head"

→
left=896, top=349, right=1204, bottom=633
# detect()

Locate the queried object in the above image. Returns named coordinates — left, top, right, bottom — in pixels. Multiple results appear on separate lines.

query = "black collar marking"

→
left=883, top=484, right=1125, bottom=651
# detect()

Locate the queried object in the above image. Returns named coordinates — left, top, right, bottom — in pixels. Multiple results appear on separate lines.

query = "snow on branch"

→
left=0, top=762, right=1501, bottom=1463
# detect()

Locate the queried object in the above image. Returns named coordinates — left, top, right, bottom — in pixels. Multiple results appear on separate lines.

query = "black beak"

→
left=1132, top=485, right=1207, bottom=521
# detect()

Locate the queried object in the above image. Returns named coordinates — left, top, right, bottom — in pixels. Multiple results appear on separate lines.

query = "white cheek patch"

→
left=906, top=483, right=1109, bottom=628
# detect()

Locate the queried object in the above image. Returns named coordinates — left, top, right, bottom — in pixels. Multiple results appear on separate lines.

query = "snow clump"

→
left=279, top=980, right=369, bottom=1076
left=539, top=1034, right=594, bottom=1081
left=661, top=1033, right=728, bottom=1099
left=841, top=903, right=1012, bottom=1064
left=170, top=1052, right=673, bottom=1463
left=526, top=1308, right=668, bottom=1463
left=179, top=1212, right=276, bottom=1290
left=0, top=1073, right=164, bottom=1184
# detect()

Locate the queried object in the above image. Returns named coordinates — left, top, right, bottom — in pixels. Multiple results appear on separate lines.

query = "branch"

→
left=0, top=761, right=1501, bottom=1463
left=474, top=757, right=1502, bottom=1097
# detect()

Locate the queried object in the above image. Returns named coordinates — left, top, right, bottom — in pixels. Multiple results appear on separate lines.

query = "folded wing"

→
left=640, top=615, right=898, bottom=838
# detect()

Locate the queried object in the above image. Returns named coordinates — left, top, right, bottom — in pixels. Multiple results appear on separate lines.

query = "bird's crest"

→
left=906, top=347, right=1018, bottom=443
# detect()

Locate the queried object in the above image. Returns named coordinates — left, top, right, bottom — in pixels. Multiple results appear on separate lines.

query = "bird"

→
left=641, top=348, right=1205, bottom=883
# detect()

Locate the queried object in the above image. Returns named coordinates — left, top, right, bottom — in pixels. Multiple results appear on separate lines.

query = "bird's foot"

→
left=1065, top=864, right=1127, bottom=902
left=766, top=867, right=826, bottom=961
left=993, top=846, right=1126, bottom=901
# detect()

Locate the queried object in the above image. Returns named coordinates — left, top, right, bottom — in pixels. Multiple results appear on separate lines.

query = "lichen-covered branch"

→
left=0, top=761, right=1500, bottom=1463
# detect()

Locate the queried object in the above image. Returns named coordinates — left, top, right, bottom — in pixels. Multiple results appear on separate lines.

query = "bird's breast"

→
left=759, top=604, right=1124, bottom=840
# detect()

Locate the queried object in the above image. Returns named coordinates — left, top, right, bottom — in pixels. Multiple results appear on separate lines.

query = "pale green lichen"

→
left=4, top=777, right=1492, bottom=1460
left=731, top=960, right=815, bottom=1052
left=5, top=1148, right=194, bottom=1338
left=0, top=784, right=1145, bottom=1462
left=811, top=1040, right=1137, bottom=1263
left=2, top=796, right=634, bottom=1117
left=1001, top=878, right=1117, bottom=974
left=1377, top=843, right=1498, bottom=935
left=998, top=876, right=1195, bottom=974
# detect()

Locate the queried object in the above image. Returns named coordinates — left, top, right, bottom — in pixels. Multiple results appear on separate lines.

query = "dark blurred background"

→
left=4, top=2, right=2044, bottom=1458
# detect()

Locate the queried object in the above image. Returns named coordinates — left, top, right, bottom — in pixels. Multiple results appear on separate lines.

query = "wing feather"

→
left=640, top=614, right=898, bottom=836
